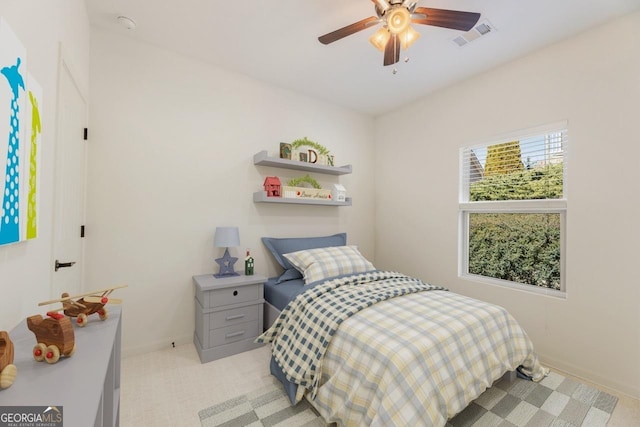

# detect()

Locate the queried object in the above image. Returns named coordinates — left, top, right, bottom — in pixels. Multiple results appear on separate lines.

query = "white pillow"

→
left=283, top=245, right=375, bottom=285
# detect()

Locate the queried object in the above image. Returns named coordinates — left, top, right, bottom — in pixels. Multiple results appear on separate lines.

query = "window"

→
left=459, top=122, right=567, bottom=295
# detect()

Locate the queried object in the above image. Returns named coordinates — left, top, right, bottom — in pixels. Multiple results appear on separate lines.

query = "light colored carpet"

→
left=199, top=371, right=618, bottom=427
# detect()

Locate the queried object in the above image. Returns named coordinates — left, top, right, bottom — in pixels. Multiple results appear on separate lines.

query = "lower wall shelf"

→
left=253, top=191, right=352, bottom=206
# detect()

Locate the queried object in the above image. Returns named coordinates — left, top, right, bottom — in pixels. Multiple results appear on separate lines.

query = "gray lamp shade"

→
left=214, top=227, right=240, bottom=248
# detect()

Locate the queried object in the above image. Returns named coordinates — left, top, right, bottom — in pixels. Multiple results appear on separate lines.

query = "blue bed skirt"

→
left=270, top=355, right=299, bottom=405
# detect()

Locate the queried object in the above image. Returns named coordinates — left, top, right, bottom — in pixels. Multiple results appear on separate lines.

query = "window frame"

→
left=458, top=122, right=568, bottom=297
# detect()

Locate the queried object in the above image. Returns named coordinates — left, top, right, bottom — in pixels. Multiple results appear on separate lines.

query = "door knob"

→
left=55, top=260, right=76, bottom=272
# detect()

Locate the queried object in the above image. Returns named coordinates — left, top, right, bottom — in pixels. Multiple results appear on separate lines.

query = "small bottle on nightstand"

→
left=244, top=250, right=254, bottom=275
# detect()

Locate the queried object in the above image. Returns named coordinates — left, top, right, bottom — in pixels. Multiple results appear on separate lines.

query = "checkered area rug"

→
left=199, top=371, right=617, bottom=426
left=199, top=380, right=326, bottom=427
left=447, top=371, right=618, bottom=427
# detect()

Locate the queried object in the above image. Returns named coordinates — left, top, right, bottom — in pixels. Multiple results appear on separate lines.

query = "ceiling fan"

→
left=318, top=0, right=481, bottom=66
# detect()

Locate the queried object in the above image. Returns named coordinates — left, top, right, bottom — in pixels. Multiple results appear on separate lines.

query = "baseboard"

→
left=539, top=354, right=639, bottom=400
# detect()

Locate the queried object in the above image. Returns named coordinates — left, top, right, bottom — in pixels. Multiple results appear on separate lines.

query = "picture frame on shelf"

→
left=279, top=143, right=292, bottom=159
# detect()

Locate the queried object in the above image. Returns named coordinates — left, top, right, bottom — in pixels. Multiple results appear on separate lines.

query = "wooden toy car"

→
left=38, top=285, right=126, bottom=327
left=27, top=312, right=75, bottom=364
left=0, top=331, right=17, bottom=389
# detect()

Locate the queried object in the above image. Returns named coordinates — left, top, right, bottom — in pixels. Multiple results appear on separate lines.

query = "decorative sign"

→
left=287, top=137, right=335, bottom=166
left=282, top=186, right=332, bottom=200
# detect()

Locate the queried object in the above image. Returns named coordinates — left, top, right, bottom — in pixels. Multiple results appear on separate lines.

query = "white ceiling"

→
left=84, top=0, right=640, bottom=116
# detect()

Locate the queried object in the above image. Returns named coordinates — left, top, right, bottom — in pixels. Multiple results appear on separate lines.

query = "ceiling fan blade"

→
left=383, top=34, right=400, bottom=66
left=319, top=16, right=380, bottom=45
left=412, top=7, right=480, bottom=32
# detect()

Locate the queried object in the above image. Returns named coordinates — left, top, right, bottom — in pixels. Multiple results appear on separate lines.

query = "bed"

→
left=257, top=234, right=548, bottom=426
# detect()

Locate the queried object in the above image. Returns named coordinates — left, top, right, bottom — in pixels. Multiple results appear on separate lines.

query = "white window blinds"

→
left=461, top=126, right=567, bottom=202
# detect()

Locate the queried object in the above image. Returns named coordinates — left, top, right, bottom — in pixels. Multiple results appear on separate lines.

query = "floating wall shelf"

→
left=253, top=191, right=352, bottom=206
left=253, top=150, right=352, bottom=207
left=253, top=150, right=352, bottom=176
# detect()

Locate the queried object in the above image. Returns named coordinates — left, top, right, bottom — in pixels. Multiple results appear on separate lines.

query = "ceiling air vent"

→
left=452, top=20, right=495, bottom=47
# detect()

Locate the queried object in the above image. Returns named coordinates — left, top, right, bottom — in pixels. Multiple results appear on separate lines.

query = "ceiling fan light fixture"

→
left=399, top=26, right=420, bottom=49
left=386, top=7, right=411, bottom=34
left=369, top=27, right=391, bottom=52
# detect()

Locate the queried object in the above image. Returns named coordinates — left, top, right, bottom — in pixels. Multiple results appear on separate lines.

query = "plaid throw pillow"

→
left=284, top=245, right=375, bottom=285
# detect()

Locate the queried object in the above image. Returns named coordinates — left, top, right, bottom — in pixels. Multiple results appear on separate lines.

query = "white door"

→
left=51, top=57, right=87, bottom=299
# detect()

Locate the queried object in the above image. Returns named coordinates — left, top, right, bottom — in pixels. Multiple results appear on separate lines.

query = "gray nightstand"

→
left=193, top=273, right=266, bottom=363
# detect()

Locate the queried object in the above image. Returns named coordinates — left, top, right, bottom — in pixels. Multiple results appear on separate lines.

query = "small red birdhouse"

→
left=263, top=176, right=282, bottom=197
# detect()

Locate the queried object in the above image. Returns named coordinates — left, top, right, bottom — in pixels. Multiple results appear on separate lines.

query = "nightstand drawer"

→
left=210, top=305, right=259, bottom=329
left=207, top=283, right=262, bottom=308
left=209, top=320, right=260, bottom=346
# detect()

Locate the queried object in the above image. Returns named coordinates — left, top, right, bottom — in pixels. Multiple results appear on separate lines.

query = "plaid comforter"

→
left=257, top=271, right=446, bottom=400
left=258, top=271, right=548, bottom=426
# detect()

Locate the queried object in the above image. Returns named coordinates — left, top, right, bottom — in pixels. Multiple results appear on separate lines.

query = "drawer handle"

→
left=226, top=314, right=245, bottom=321
left=233, top=290, right=238, bottom=296
left=226, top=331, right=245, bottom=339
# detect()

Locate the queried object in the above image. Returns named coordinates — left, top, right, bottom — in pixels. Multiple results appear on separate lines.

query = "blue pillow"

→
left=262, top=233, right=347, bottom=284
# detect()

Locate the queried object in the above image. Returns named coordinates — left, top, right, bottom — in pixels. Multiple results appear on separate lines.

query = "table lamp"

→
left=214, top=226, right=240, bottom=277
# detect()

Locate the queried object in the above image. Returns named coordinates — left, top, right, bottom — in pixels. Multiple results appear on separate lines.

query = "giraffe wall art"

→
left=1, top=17, right=40, bottom=246
left=25, top=75, right=42, bottom=240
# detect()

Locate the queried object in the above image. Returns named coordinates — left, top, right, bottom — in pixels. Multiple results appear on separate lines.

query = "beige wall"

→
left=0, top=1, right=90, bottom=328
left=374, top=12, right=640, bottom=398
left=86, top=29, right=376, bottom=356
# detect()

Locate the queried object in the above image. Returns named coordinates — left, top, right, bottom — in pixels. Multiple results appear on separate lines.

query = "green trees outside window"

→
left=461, top=128, right=566, bottom=291
left=468, top=213, right=561, bottom=289
left=470, top=162, right=563, bottom=201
